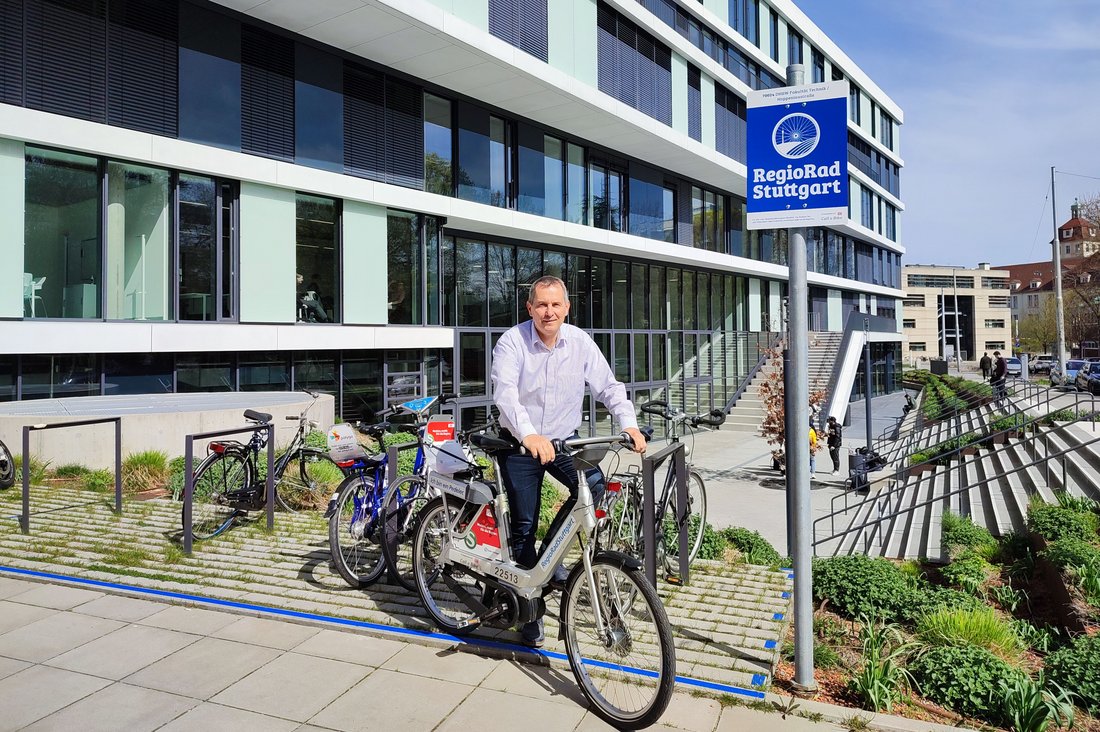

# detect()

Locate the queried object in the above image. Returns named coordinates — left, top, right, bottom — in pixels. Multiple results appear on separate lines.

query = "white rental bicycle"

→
left=410, top=431, right=676, bottom=730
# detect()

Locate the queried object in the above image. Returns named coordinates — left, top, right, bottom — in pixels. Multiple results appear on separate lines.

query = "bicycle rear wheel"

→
left=0, top=439, right=13, bottom=489
left=664, top=469, right=707, bottom=569
left=560, top=558, right=675, bottom=729
left=411, top=497, right=482, bottom=635
left=276, top=448, right=345, bottom=513
left=328, top=474, right=387, bottom=588
left=186, top=451, right=249, bottom=541
left=380, top=474, right=433, bottom=592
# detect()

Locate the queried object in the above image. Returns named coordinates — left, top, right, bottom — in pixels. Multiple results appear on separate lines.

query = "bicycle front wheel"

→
left=0, top=439, right=13, bottom=489
left=328, top=474, right=387, bottom=588
left=664, top=469, right=708, bottom=568
left=561, top=558, right=675, bottom=729
left=380, top=474, right=433, bottom=592
left=186, top=451, right=250, bottom=541
left=276, top=448, right=345, bottom=513
left=411, top=497, right=482, bottom=635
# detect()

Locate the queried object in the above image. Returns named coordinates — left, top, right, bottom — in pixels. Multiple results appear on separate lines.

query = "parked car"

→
left=1076, top=362, right=1100, bottom=394
left=1031, top=355, right=1054, bottom=373
left=1005, top=357, right=1022, bottom=377
left=1052, top=359, right=1086, bottom=387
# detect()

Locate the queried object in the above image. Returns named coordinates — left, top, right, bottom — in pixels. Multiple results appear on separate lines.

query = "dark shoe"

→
left=547, top=564, right=570, bottom=593
left=521, top=619, right=544, bottom=648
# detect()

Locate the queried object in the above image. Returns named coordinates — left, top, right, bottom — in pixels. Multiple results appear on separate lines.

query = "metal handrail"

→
left=813, top=423, right=1100, bottom=552
left=724, top=332, right=781, bottom=412
left=19, top=417, right=123, bottom=534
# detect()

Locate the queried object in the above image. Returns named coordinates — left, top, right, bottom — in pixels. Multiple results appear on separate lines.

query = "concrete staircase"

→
left=817, top=393, right=1100, bottom=560
left=724, top=331, right=843, bottom=434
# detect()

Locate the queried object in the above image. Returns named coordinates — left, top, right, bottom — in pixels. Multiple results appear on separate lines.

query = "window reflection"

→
left=179, top=3, right=241, bottom=150
left=424, top=93, right=453, bottom=196
left=106, top=162, right=172, bottom=321
left=295, top=194, right=339, bottom=324
left=387, top=211, right=420, bottom=325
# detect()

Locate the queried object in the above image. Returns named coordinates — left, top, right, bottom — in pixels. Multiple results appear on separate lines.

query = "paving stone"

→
left=71, top=594, right=165, bottom=622
left=23, top=681, right=198, bottom=732
left=660, top=692, right=723, bottom=732
left=290, top=628, right=406, bottom=667
left=7, top=584, right=104, bottom=610
left=716, top=704, right=845, bottom=731
left=0, top=611, right=124, bottom=663
left=211, top=615, right=320, bottom=650
left=479, top=659, right=588, bottom=707
left=45, top=624, right=199, bottom=680
left=139, top=605, right=240, bottom=635
left=125, top=637, right=281, bottom=700
left=0, top=577, right=37, bottom=600
left=211, top=652, right=370, bottom=723
left=437, top=686, right=584, bottom=732
left=0, top=664, right=111, bottom=731
left=158, top=702, right=299, bottom=732
left=380, top=643, right=497, bottom=686
left=0, top=655, right=30, bottom=682
left=0, top=600, right=56, bottom=635
left=308, top=668, right=470, bottom=732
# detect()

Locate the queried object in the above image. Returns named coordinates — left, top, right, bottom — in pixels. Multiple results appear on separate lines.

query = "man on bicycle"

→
left=491, top=275, right=647, bottom=647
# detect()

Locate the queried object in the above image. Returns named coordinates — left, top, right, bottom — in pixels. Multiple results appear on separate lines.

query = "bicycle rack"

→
left=386, top=440, right=419, bottom=485
left=20, top=417, right=122, bottom=534
left=640, top=440, right=690, bottom=588
left=182, top=422, right=275, bottom=556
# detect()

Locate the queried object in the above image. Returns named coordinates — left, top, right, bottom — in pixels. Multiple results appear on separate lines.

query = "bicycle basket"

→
left=326, top=423, right=370, bottom=462
left=431, top=440, right=477, bottom=476
left=572, top=445, right=610, bottom=470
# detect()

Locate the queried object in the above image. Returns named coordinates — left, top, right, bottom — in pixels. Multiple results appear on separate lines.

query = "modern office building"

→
left=901, top=263, right=1011, bottom=364
left=0, top=0, right=905, bottom=429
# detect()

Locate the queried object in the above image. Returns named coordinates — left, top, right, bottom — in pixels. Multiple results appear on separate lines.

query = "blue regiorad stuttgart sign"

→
left=746, top=81, right=849, bottom=229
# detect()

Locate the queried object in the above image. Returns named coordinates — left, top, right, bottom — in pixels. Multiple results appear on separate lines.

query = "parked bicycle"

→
left=0, top=437, right=13, bottom=489
left=595, top=400, right=723, bottom=580
left=326, top=394, right=459, bottom=589
left=183, top=392, right=345, bottom=540
left=410, top=431, right=675, bottom=729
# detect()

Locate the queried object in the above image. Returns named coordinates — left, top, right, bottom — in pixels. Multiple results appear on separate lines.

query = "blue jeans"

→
left=498, top=450, right=579, bottom=570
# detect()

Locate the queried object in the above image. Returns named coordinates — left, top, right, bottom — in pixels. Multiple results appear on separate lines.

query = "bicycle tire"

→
left=664, top=469, right=708, bottom=569
left=276, top=448, right=345, bottom=513
left=411, top=496, right=482, bottom=635
left=185, top=451, right=249, bottom=541
left=328, top=473, right=387, bottom=588
left=0, top=439, right=13, bottom=489
left=380, top=474, right=433, bottom=592
left=560, top=558, right=675, bottom=729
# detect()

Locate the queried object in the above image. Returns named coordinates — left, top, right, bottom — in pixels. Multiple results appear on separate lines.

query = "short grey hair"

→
left=527, top=275, right=568, bottom=304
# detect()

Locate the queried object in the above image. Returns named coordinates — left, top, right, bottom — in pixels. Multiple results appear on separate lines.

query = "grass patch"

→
left=82, top=469, right=114, bottom=493
left=916, top=606, right=1024, bottom=662
left=12, top=454, right=50, bottom=484
left=103, top=545, right=151, bottom=567
left=52, top=463, right=91, bottom=478
left=163, top=543, right=185, bottom=565
left=122, top=450, right=170, bottom=493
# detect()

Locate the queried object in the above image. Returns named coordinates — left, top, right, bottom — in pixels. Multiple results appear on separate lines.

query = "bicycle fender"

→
left=556, top=551, right=643, bottom=642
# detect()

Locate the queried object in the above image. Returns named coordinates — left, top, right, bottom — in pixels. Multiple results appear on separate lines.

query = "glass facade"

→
left=106, top=162, right=172, bottom=321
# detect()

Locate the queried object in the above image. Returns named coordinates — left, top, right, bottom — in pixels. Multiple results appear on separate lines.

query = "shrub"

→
left=1043, top=537, right=1100, bottom=570
left=909, top=451, right=932, bottom=466
left=1045, top=634, right=1100, bottom=715
left=82, top=469, right=114, bottom=493
left=908, top=645, right=1025, bottom=724
left=1054, top=491, right=1099, bottom=514
left=916, top=606, right=1024, bottom=662
left=1028, top=503, right=1100, bottom=543
left=910, top=585, right=985, bottom=617
left=380, top=432, right=419, bottom=476
left=121, top=450, right=169, bottom=492
left=1011, top=619, right=1064, bottom=653
left=53, top=463, right=91, bottom=478
left=693, top=520, right=727, bottom=561
left=721, top=527, right=781, bottom=565
left=304, top=429, right=328, bottom=450
left=847, top=613, right=914, bottom=712
left=812, top=555, right=919, bottom=623
left=999, top=673, right=1076, bottom=732
left=1067, top=557, right=1100, bottom=606
left=941, top=511, right=997, bottom=558
left=939, top=551, right=995, bottom=596
left=535, top=478, right=566, bottom=541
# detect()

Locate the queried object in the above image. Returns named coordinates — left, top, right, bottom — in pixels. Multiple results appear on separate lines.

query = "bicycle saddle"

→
left=469, top=433, right=516, bottom=454
left=243, top=409, right=272, bottom=423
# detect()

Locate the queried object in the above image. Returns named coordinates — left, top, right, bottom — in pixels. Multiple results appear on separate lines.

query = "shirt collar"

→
left=525, top=320, right=569, bottom=351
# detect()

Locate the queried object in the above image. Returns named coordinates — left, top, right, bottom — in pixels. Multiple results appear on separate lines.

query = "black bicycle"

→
left=0, top=438, right=13, bottom=489
left=182, top=396, right=347, bottom=540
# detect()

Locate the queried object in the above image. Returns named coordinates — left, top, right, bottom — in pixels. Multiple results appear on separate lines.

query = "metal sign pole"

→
left=1051, top=167, right=1068, bottom=371
left=864, top=318, right=873, bottom=452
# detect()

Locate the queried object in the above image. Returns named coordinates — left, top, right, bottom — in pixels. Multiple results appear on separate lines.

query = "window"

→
left=488, top=0, right=548, bottom=62
left=787, top=28, right=803, bottom=65
left=1027, top=294, right=1039, bottom=307
left=295, top=194, right=339, bottom=324
left=596, top=3, right=672, bottom=125
left=879, top=109, right=894, bottom=149
left=984, top=319, right=1006, bottom=329
left=910, top=342, right=926, bottom=352
left=387, top=211, right=421, bottom=325
left=728, top=0, right=758, bottom=45
left=24, top=147, right=101, bottom=319
left=714, top=84, right=747, bottom=162
left=906, top=274, right=974, bottom=289
left=989, top=295, right=1010, bottom=308
left=517, top=126, right=564, bottom=218
left=241, top=25, right=294, bottom=160
left=25, top=0, right=107, bottom=123
left=629, top=167, right=675, bottom=243
left=981, top=277, right=1009, bottom=289
left=107, top=0, right=178, bottom=137
left=294, top=43, right=342, bottom=172
left=178, top=175, right=236, bottom=321
left=457, top=103, right=513, bottom=207
left=687, top=65, right=701, bottom=142
left=1062, top=229, right=1072, bottom=239
left=811, top=47, right=825, bottom=84
left=768, top=10, right=779, bottom=62
left=985, top=341, right=1005, bottom=351
left=902, top=319, right=916, bottom=329
left=860, top=186, right=874, bottom=229
left=179, top=3, right=240, bottom=150
left=692, top=186, right=722, bottom=251
left=106, top=162, right=173, bottom=320
left=565, top=143, right=586, bottom=224
left=423, top=93, right=453, bottom=196
left=883, top=202, right=897, bottom=241
left=589, top=159, right=624, bottom=232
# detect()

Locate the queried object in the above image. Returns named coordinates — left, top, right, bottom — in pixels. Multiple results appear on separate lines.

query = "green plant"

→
left=939, top=551, right=995, bottom=596
left=52, top=463, right=90, bottom=478
left=814, top=614, right=849, bottom=645
left=998, top=672, right=1076, bottom=732
left=909, top=645, right=1025, bottom=724
left=1054, top=490, right=1099, bottom=514
left=535, top=478, right=566, bottom=541
left=163, top=543, right=184, bottom=565
left=1066, top=557, right=1100, bottom=606
left=916, top=606, right=1024, bottom=662
left=82, top=469, right=114, bottom=493
left=1028, top=503, right=1099, bottom=543
left=12, top=454, right=50, bottom=484
left=1043, top=537, right=1100, bottom=570
left=909, top=451, right=931, bottom=466
left=721, top=527, right=781, bottom=565
left=990, top=584, right=1027, bottom=614
left=846, top=612, right=913, bottom=712
left=941, top=511, right=998, bottom=558
left=1045, top=634, right=1100, bottom=715
left=692, top=519, right=727, bottom=560
left=813, top=555, right=919, bottom=623
left=1011, top=619, right=1062, bottom=653
left=121, top=450, right=170, bottom=492
left=304, top=429, right=328, bottom=449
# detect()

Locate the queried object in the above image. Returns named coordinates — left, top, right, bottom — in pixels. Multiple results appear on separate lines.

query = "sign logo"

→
left=746, top=81, right=850, bottom=230
left=464, top=533, right=477, bottom=549
left=773, top=113, right=819, bottom=159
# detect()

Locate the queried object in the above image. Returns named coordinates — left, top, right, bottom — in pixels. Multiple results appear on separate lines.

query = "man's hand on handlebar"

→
left=522, top=434, right=557, bottom=465
left=624, top=427, right=647, bottom=454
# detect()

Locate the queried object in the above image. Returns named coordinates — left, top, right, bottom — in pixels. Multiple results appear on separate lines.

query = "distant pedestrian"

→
left=979, top=352, right=992, bottom=380
left=991, top=350, right=1008, bottom=400
left=826, top=416, right=842, bottom=475
left=809, top=425, right=818, bottom=475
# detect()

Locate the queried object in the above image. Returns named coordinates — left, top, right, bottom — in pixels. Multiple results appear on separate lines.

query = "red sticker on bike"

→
left=424, top=420, right=455, bottom=443
left=472, top=506, right=500, bottom=548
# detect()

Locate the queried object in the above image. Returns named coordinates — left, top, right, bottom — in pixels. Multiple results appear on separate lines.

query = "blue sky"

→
left=796, top=0, right=1100, bottom=267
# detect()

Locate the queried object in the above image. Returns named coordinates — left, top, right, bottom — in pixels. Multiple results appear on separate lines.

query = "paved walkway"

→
left=0, top=574, right=844, bottom=732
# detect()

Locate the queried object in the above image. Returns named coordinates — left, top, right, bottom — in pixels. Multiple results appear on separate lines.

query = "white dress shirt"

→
left=491, top=320, right=639, bottom=441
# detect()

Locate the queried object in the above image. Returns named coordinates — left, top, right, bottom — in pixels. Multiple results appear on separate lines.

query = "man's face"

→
left=527, top=283, right=570, bottom=342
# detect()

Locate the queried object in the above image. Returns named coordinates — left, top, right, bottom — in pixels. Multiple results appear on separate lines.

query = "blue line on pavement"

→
left=781, top=591, right=790, bottom=598
left=764, top=640, right=777, bottom=649
left=780, top=567, right=793, bottom=573
left=0, top=564, right=768, bottom=700
left=773, top=613, right=784, bottom=620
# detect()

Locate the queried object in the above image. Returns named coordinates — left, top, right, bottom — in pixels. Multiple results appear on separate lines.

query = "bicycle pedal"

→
left=664, top=574, right=683, bottom=586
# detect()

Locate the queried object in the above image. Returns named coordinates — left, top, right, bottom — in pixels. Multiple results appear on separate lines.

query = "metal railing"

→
left=20, top=417, right=122, bottom=534
left=640, top=440, right=689, bottom=588
left=725, top=332, right=782, bottom=411
left=182, top=422, right=274, bottom=555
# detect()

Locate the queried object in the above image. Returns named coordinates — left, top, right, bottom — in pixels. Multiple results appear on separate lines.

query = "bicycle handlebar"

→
left=640, top=400, right=725, bottom=428
left=551, top=432, right=639, bottom=454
